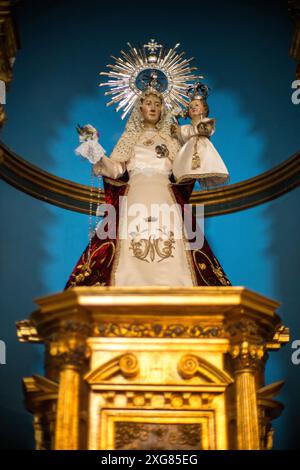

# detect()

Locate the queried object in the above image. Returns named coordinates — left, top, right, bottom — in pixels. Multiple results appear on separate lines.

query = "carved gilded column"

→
left=230, top=341, right=265, bottom=449
left=47, top=321, right=90, bottom=450
left=226, top=318, right=267, bottom=450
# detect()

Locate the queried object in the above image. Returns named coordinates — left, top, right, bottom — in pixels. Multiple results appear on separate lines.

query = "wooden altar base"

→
left=16, top=286, right=289, bottom=450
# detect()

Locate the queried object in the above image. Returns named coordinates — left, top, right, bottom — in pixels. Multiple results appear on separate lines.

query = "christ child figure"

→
left=172, top=85, right=229, bottom=188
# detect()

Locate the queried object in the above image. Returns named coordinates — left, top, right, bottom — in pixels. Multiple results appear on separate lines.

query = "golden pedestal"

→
left=17, top=286, right=289, bottom=450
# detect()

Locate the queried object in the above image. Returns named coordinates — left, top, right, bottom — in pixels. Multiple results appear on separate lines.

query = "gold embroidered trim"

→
left=191, top=135, right=201, bottom=169
left=129, top=227, right=176, bottom=263
left=93, top=242, right=116, bottom=268
left=191, top=153, right=201, bottom=170
left=103, top=175, right=128, bottom=187
left=70, top=241, right=116, bottom=287
left=192, top=250, right=230, bottom=286
left=109, top=184, right=130, bottom=286
left=176, top=173, right=229, bottom=184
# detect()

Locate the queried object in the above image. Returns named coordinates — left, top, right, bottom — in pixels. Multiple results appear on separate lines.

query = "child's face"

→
left=189, top=99, right=206, bottom=119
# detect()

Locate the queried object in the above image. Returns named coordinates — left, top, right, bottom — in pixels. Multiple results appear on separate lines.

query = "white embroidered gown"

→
left=95, top=129, right=196, bottom=287
left=172, top=121, right=229, bottom=187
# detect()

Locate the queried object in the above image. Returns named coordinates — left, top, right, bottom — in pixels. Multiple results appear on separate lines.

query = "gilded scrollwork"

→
left=178, top=355, right=199, bottom=379
left=178, top=354, right=233, bottom=385
left=85, top=353, right=140, bottom=383
left=119, top=353, right=140, bottom=378
left=93, top=321, right=224, bottom=338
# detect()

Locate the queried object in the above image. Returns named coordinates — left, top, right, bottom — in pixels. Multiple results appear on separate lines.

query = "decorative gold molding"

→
left=24, top=286, right=284, bottom=345
left=93, top=321, right=224, bottom=338
left=16, top=318, right=41, bottom=343
left=257, top=381, right=285, bottom=450
left=0, top=0, right=20, bottom=127
left=1, top=141, right=299, bottom=216
left=289, top=0, right=300, bottom=80
left=23, top=375, right=58, bottom=402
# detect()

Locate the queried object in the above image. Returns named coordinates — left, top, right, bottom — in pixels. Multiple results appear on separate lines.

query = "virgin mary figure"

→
left=65, top=85, right=231, bottom=289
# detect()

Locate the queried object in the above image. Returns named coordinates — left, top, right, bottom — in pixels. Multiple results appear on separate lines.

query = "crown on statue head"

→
left=140, top=71, right=164, bottom=100
left=100, top=39, right=203, bottom=118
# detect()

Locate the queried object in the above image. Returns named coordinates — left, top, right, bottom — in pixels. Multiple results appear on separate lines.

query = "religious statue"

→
left=65, top=40, right=231, bottom=288
left=172, top=82, right=229, bottom=187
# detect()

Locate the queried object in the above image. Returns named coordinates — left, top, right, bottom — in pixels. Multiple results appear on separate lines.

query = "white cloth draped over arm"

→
left=75, top=139, right=106, bottom=164
left=93, top=155, right=126, bottom=179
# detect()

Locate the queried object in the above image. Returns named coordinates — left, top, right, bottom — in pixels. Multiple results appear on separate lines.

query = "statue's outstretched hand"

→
left=75, top=124, right=106, bottom=164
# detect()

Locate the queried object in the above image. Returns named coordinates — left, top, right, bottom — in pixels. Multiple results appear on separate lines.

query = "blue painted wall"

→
left=0, top=0, right=299, bottom=449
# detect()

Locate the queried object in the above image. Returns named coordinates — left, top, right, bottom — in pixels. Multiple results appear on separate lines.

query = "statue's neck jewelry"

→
left=142, top=127, right=159, bottom=146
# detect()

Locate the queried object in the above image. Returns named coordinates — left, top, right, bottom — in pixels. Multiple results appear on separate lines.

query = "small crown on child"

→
left=186, top=82, right=210, bottom=102
left=178, top=82, right=211, bottom=119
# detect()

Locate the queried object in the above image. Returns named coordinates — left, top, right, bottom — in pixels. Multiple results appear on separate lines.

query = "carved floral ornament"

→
left=229, top=341, right=266, bottom=371
left=16, top=311, right=288, bottom=348
left=93, top=321, right=224, bottom=338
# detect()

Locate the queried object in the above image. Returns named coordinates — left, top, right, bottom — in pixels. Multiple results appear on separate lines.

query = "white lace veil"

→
left=110, top=92, right=180, bottom=163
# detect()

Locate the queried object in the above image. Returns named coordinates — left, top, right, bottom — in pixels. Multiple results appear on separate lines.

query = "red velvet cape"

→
left=65, top=173, right=231, bottom=288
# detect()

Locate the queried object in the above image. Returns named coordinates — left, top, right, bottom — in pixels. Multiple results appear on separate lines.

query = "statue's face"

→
left=140, top=94, right=162, bottom=125
left=189, top=99, right=206, bottom=118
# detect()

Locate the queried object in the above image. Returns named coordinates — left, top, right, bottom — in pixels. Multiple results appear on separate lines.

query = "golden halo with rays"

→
left=99, top=39, right=203, bottom=119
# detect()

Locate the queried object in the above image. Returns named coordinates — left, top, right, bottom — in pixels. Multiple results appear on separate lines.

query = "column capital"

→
left=229, top=340, right=266, bottom=373
left=47, top=320, right=90, bottom=369
left=224, top=316, right=268, bottom=372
